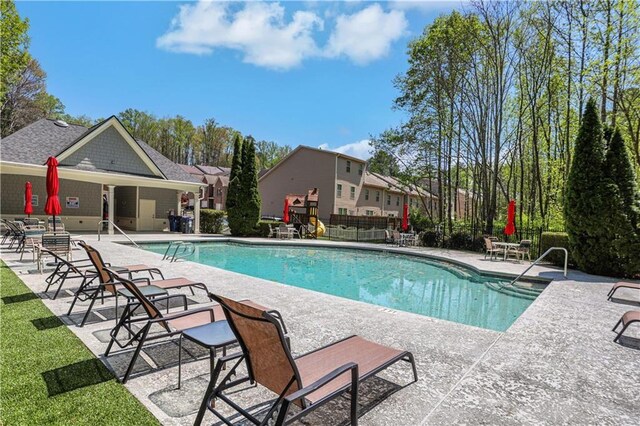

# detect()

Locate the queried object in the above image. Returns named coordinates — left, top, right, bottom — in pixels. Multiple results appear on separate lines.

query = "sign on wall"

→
left=66, top=196, right=79, bottom=209
left=31, top=195, right=38, bottom=206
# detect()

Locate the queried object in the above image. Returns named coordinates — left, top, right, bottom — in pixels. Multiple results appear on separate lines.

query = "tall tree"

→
left=367, top=150, right=400, bottom=176
left=236, top=136, right=261, bottom=235
left=0, top=0, right=29, bottom=103
left=226, top=134, right=243, bottom=235
left=605, top=128, right=640, bottom=227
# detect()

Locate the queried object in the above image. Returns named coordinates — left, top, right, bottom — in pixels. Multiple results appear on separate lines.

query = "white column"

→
left=194, top=191, right=201, bottom=234
left=176, top=191, right=182, bottom=216
left=108, top=185, right=115, bottom=235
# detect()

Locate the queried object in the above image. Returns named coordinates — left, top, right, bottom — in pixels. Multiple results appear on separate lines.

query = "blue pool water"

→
left=142, top=242, right=538, bottom=331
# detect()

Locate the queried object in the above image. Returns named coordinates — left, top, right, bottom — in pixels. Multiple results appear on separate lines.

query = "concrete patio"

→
left=1, top=234, right=639, bottom=425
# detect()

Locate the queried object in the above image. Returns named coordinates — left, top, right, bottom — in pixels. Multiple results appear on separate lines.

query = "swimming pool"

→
left=141, top=242, right=539, bottom=331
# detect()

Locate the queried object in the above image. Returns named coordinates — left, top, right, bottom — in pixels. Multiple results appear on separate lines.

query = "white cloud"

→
left=157, top=1, right=408, bottom=69
left=325, top=4, right=408, bottom=64
left=318, top=139, right=373, bottom=160
left=157, top=1, right=323, bottom=70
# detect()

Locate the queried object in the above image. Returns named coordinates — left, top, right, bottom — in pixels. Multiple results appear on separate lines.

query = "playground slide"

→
left=308, top=216, right=326, bottom=237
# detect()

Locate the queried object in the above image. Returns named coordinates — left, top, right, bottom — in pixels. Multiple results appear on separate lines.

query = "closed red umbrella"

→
left=24, top=182, right=33, bottom=217
left=402, top=203, right=409, bottom=231
left=283, top=198, right=289, bottom=224
left=45, top=156, right=62, bottom=231
left=504, top=199, right=516, bottom=237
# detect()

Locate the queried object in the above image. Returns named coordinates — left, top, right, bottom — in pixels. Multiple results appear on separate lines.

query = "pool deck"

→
left=2, top=233, right=639, bottom=425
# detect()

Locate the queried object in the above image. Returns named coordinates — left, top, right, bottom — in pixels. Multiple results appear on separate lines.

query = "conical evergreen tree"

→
left=565, top=98, right=618, bottom=275
left=603, top=128, right=640, bottom=276
left=236, top=136, right=261, bottom=235
left=605, top=128, right=640, bottom=228
left=227, top=133, right=243, bottom=235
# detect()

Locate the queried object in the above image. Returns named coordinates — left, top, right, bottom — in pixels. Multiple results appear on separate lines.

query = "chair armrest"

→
left=285, top=362, right=358, bottom=403
left=131, top=277, right=151, bottom=285
left=149, top=306, right=215, bottom=323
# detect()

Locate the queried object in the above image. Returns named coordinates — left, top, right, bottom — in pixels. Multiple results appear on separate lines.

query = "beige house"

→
left=1, top=117, right=204, bottom=232
left=178, top=164, right=230, bottom=210
left=258, top=146, right=436, bottom=221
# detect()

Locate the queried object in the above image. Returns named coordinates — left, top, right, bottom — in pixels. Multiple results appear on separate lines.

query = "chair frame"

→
left=612, top=311, right=639, bottom=343
left=195, top=295, right=418, bottom=426
left=41, top=248, right=96, bottom=299
left=67, top=242, right=165, bottom=327
left=483, top=237, right=504, bottom=260
left=607, top=282, right=640, bottom=300
left=103, top=270, right=213, bottom=384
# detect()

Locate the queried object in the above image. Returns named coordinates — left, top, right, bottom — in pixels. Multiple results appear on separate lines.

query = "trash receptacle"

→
left=168, top=215, right=178, bottom=232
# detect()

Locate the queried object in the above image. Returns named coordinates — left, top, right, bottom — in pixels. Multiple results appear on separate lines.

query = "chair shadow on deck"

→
left=42, top=359, right=114, bottom=397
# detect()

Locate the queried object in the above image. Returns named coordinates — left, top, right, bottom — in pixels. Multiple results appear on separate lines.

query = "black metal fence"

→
left=326, top=214, right=564, bottom=257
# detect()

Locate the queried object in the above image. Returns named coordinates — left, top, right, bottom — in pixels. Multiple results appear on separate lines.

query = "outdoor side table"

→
left=115, top=284, right=171, bottom=327
left=178, top=320, right=238, bottom=388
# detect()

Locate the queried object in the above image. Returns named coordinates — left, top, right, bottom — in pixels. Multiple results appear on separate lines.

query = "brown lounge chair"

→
left=607, top=281, right=640, bottom=301
left=104, top=272, right=282, bottom=384
left=68, top=242, right=206, bottom=327
left=612, top=311, right=640, bottom=343
left=195, top=295, right=418, bottom=426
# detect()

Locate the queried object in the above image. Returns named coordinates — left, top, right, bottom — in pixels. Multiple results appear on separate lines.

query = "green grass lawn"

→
left=0, top=261, right=159, bottom=425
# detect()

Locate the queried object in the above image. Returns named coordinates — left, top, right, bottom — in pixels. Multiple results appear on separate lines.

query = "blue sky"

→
left=18, top=1, right=461, bottom=160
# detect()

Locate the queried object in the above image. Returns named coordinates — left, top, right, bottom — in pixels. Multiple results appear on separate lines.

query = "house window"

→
left=387, top=195, right=391, bottom=205
left=346, top=160, right=351, bottom=173
left=217, top=188, right=223, bottom=196
left=350, top=186, right=355, bottom=200
left=396, top=196, right=400, bottom=206
left=337, top=184, right=342, bottom=198
left=365, top=189, right=369, bottom=200
left=358, top=164, right=363, bottom=176
left=338, top=208, right=348, bottom=215
left=366, top=210, right=374, bottom=216
left=376, top=191, right=380, bottom=202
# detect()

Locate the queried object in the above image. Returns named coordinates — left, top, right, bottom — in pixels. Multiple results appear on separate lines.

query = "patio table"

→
left=492, top=242, right=520, bottom=260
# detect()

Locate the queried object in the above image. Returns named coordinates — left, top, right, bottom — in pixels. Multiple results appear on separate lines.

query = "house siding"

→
left=259, top=148, right=336, bottom=221
left=0, top=173, right=101, bottom=218
left=139, top=187, right=177, bottom=217
left=60, top=127, right=157, bottom=177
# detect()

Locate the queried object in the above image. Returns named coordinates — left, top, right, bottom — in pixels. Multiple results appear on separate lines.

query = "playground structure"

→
left=284, top=188, right=325, bottom=238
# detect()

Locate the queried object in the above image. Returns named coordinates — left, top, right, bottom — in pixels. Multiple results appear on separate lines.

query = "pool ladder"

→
left=163, top=241, right=195, bottom=263
left=485, top=247, right=569, bottom=297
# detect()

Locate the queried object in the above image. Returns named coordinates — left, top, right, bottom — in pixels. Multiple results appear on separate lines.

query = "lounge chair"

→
left=195, top=295, right=418, bottom=426
left=612, top=311, right=640, bottom=343
left=484, top=237, right=504, bottom=260
left=103, top=273, right=283, bottom=384
left=607, top=281, right=640, bottom=301
left=41, top=249, right=95, bottom=299
left=68, top=242, right=168, bottom=326
left=35, top=231, right=72, bottom=270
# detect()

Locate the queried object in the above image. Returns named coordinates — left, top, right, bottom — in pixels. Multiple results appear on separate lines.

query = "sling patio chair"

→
left=612, top=310, right=640, bottom=343
left=483, top=237, right=504, bottom=260
left=41, top=248, right=95, bottom=299
left=607, top=281, right=640, bottom=301
left=103, top=272, right=285, bottom=384
left=68, top=242, right=169, bottom=327
left=195, top=295, right=418, bottom=426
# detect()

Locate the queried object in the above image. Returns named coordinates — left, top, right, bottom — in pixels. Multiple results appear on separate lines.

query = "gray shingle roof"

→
left=1, top=118, right=201, bottom=185
left=1, top=119, right=89, bottom=164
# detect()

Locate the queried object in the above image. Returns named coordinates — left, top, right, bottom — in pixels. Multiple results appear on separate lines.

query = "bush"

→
left=446, top=231, right=473, bottom=250
left=200, top=209, right=225, bottom=234
left=420, top=231, right=439, bottom=247
left=254, top=220, right=280, bottom=238
left=540, top=232, right=574, bottom=267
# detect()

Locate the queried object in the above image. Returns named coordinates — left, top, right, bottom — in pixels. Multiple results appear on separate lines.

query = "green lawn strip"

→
left=0, top=261, right=160, bottom=425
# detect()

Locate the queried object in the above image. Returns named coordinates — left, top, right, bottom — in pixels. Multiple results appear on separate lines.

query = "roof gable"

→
left=56, top=117, right=164, bottom=178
